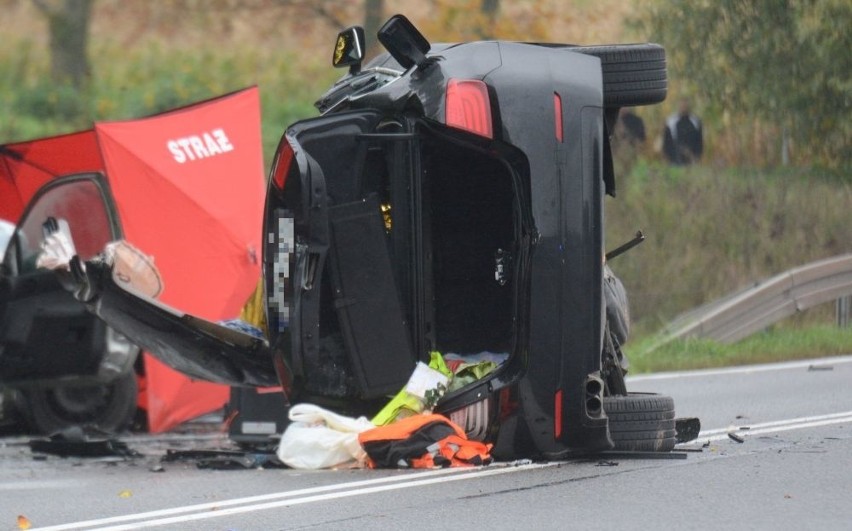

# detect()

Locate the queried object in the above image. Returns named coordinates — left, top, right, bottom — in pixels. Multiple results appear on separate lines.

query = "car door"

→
left=0, top=172, right=121, bottom=384
left=265, top=111, right=418, bottom=400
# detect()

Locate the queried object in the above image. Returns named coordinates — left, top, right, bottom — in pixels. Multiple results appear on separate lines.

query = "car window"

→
left=13, top=178, right=114, bottom=274
left=0, top=219, right=13, bottom=264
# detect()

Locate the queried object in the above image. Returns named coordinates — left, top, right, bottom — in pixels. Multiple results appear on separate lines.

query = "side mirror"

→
left=377, top=14, right=431, bottom=70
left=333, top=26, right=366, bottom=74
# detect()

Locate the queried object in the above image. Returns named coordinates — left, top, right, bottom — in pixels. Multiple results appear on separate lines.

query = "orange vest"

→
left=358, top=413, right=493, bottom=468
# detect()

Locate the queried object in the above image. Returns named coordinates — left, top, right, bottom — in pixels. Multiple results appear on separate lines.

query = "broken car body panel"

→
left=74, top=258, right=280, bottom=388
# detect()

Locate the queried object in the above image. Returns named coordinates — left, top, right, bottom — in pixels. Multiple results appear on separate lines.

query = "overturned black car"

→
left=56, top=16, right=687, bottom=458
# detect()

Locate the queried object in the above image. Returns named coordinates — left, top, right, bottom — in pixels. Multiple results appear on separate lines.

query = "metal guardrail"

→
left=838, top=296, right=851, bottom=327
left=656, top=253, right=852, bottom=345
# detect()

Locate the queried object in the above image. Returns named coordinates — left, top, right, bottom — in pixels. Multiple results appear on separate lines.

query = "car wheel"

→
left=603, top=393, right=676, bottom=452
left=17, top=372, right=138, bottom=435
left=602, top=323, right=627, bottom=395
left=570, top=44, right=667, bottom=107
left=604, top=265, right=631, bottom=346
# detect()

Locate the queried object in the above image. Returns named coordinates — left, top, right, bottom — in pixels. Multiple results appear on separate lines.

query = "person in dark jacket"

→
left=663, top=98, right=703, bottom=165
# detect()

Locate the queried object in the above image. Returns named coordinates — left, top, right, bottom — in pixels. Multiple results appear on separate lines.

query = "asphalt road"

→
left=2, top=355, right=851, bottom=531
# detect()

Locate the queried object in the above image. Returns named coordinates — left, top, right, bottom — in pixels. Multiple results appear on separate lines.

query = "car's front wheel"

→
left=16, top=372, right=138, bottom=435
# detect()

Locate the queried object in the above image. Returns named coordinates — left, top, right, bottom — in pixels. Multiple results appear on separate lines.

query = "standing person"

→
left=663, top=98, right=703, bottom=164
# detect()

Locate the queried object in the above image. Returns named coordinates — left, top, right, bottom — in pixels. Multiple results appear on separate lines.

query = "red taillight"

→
left=553, top=92, right=564, bottom=142
left=554, top=389, right=563, bottom=439
left=446, top=79, right=493, bottom=139
left=271, top=141, right=294, bottom=190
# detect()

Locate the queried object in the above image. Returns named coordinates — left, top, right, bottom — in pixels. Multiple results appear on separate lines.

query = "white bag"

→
left=276, top=403, right=375, bottom=469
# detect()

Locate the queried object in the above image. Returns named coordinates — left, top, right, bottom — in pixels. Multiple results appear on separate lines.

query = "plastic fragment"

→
left=728, top=432, right=745, bottom=443
left=28, top=427, right=139, bottom=458
left=118, top=490, right=132, bottom=498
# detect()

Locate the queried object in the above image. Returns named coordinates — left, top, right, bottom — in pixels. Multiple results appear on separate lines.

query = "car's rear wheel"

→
left=604, top=393, right=676, bottom=452
left=17, top=372, right=138, bottom=435
left=570, top=44, right=667, bottom=107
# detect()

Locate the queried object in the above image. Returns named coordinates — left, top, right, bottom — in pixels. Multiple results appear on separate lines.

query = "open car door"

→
left=265, top=111, right=418, bottom=401
left=0, top=173, right=132, bottom=385
left=28, top=174, right=282, bottom=391
left=74, top=260, right=282, bottom=389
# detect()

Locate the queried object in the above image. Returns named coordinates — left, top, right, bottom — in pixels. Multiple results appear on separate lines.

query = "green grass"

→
left=627, top=324, right=852, bottom=374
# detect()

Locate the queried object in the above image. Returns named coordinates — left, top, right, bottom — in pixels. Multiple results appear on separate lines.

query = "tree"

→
left=363, top=0, right=384, bottom=53
left=635, top=0, right=850, bottom=170
left=33, top=0, right=94, bottom=88
left=480, top=0, right=499, bottom=38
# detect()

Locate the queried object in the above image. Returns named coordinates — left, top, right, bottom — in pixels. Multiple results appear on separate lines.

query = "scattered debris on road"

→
left=728, top=432, right=745, bottom=443
left=28, top=426, right=140, bottom=458
left=161, top=448, right=285, bottom=470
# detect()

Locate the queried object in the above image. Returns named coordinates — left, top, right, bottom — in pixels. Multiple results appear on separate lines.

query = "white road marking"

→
left=627, top=354, right=852, bottom=382
left=0, top=479, right=82, bottom=491
left=683, top=410, right=852, bottom=446
left=34, top=462, right=556, bottom=531
left=696, top=410, right=852, bottom=437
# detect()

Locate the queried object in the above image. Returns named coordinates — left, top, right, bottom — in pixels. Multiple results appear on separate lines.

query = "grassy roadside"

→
left=605, top=162, right=851, bottom=335
left=626, top=325, right=852, bottom=374
left=605, top=161, right=851, bottom=374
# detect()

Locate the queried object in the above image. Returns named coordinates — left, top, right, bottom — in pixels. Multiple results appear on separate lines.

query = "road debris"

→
left=675, top=417, right=701, bottom=443
left=162, top=448, right=285, bottom=470
left=728, top=432, right=745, bottom=443
left=28, top=427, right=140, bottom=458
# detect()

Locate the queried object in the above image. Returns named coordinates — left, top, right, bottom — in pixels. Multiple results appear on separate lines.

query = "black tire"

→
left=602, top=324, right=627, bottom=395
left=604, top=393, right=676, bottom=452
left=17, top=372, right=138, bottom=435
left=604, top=264, right=631, bottom=346
left=570, top=44, right=667, bottom=107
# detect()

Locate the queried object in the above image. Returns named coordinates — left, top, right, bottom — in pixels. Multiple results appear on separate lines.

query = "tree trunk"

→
left=34, top=0, right=94, bottom=88
left=363, top=0, right=383, bottom=56
left=482, top=0, right=499, bottom=16
left=480, top=0, right=499, bottom=38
